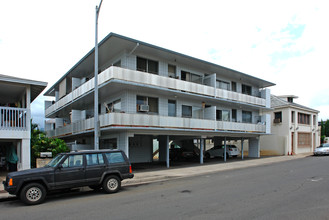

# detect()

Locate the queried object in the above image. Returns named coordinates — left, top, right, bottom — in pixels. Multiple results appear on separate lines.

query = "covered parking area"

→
left=117, top=127, right=263, bottom=168
left=157, top=134, right=261, bottom=168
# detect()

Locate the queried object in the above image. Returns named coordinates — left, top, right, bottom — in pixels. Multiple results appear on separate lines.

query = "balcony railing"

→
left=0, top=107, right=28, bottom=131
left=47, top=113, right=266, bottom=137
left=45, top=67, right=267, bottom=116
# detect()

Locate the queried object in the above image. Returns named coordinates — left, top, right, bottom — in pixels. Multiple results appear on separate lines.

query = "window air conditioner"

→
left=138, top=105, right=149, bottom=112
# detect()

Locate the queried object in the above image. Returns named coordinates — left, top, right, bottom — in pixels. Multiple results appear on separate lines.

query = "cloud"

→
left=1, top=0, right=329, bottom=123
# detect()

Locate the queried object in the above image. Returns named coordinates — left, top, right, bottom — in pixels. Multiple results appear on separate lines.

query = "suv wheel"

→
left=103, top=176, right=121, bottom=193
left=20, top=183, right=46, bottom=205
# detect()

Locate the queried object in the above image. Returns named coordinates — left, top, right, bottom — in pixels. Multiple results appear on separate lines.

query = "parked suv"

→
left=3, top=149, right=134, bottom=205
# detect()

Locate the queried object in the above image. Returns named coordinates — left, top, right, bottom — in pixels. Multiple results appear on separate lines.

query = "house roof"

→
left=271, top=95, right=319, bottom=113
left=44, top=33, right=275, bottom=96
left=0, top=74, right=47, bottom=103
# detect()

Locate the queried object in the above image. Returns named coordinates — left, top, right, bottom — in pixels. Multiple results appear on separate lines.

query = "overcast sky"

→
left=1, top=0, right=328, bottom=127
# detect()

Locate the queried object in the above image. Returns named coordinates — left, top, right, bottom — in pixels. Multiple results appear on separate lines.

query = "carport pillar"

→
left=200, top=137, right=205, bottom=165
left=224, top=137, right=227, bottom=162
left=158, top=136, right=170, bottom=168
left=241, top=138, right=244, bottom=160
left=166, top=136, right=170, bottom=168
left=118, top=132, right=133, bottom=158
left=21, top=139, right=31, bottom=170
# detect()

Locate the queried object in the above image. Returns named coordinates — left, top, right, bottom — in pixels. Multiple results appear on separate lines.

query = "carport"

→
left=156, top=132, right=262, bottom=168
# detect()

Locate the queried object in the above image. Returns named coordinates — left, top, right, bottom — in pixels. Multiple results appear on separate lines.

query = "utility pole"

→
left=94, top=0, right=103, bottom=150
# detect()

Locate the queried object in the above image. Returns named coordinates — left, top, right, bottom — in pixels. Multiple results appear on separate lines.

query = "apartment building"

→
left=260, top=95, right=320, bottom=155
left=0, top=74, right=47, bottom=170
left=44, top=33, right=274, bottom=167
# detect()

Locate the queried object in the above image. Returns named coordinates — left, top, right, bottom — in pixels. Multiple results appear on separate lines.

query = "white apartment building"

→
left=0, top=74, right=47, bottom=170
left=260, top=95, right=320, bottom=155
left=44, top=33, right=274, bottom=167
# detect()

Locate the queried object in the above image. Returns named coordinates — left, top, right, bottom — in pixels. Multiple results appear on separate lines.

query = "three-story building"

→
left=44, top=33, right=274, bottom=167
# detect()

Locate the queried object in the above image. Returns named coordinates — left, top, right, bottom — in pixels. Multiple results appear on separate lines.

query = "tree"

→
left=30, top=123, right=69, bottom=168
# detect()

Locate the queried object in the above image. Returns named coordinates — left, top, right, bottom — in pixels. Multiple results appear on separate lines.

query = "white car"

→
left=205, top=145, right=240, bottom=159
left=314, top=143, right=329, bottom=156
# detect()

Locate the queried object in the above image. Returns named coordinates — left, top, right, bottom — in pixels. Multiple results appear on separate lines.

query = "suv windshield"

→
left=45, top=154, right=65, bottom=167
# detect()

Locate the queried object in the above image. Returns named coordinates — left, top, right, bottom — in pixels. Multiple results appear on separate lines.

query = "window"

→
left=168, top=65, right=176, bottom=78
left=105, top=152, right=125, bottom=164
left=136, top=96, right=158, bottom=114
left=86, top=154, right=105, bottom=166
left=242, top=111, right=252, bottom=123
left=137, top=57, right=158, bottom=74
left=291, top=111, right=295, bottom=123
left=181, top=71, right=201, bottom=84
left=232, top=109, right=237, bottom=122
left=168, top=100, right=176, bottom=117
left=274, top=112, right=282, bottom=123
left=216, top=110, right=230, bottom=121
left=298, top=133, right=311, bottom=147
left=216, top=80, right=230, bottom=90
left=242, top=84, right=252, bottom=95
left=62, top=155, right=83, bottom=168
left=313, top=115, right=316, bottom=125
left=148, top=97, right=158, bottom=113
left=107, top=99, right=121, bottom=113
left=182, top=105, right=192, bottom=118
left=137, top=95, right=147, bottom=105
left=231, top=82, right=237, bottom=92
left=298, top=113, right=310, bottom=125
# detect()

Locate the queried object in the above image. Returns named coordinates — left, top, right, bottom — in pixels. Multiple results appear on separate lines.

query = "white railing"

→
left=45, top=67, right=267, bottom=116
left=0, top=107, right=28, bottom=130
left=47, top=113, right=266, bottom=137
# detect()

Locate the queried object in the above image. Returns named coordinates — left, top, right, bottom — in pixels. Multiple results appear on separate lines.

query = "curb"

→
left=0, top=153, right=312, bottom=202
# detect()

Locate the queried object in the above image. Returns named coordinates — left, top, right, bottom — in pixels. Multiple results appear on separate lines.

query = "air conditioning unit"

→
left=138, top=105, right=149, bottom=112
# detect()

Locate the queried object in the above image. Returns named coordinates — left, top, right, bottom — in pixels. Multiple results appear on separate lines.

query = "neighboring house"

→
left=260, top=95, right=320, bottom=155
left=0, top=74, right=47, bottom=170
left=44, top=33, right=275, bottom=167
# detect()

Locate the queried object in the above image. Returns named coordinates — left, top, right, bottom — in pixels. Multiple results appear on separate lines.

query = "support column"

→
left=166, top=136, right=169, bottom=168
left=249, top=137, right=260, bottom=158
left=241, top=138, right=244, bottom=160
left=21, top=138, right=31, bottom=170
left=224, top=137, right=227, bottom=162
left=118, top=132, right=133, bottom=158
left=200, top=138, right=204, bottom=165
left=16, top=141, right=21, bottom=170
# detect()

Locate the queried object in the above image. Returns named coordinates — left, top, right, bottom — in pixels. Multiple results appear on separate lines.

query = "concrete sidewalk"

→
left=0, top=153, right=311, bottom=201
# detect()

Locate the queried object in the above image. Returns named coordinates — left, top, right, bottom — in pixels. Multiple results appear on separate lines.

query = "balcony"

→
left=47, top=112, right=266, bottom=138
left=0, top=107, right=28, bottom=131
left=45, top=67, right=267, bottom=116
left=0, top=107, right=30, bottom=139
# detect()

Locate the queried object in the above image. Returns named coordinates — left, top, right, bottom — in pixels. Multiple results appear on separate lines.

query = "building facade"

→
left=260, top=95, right=320, bottom=155
left=0, top=74, right=47, bottom=170
left=44, top=33, right=274, bottom=167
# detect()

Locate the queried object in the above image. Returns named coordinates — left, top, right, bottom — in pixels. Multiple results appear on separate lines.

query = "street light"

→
left=94, top=0, right=103, bottom=150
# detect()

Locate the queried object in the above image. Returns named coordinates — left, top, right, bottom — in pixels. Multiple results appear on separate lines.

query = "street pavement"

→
left=0, top=153, right=311, bottom=201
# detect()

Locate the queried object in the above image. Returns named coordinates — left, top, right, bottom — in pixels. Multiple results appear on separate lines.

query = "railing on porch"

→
left=46, top=112, right=266, bottom=138
left=0, top=107, right=28, bottom=130
left=45, top=66, right=268, bottom=116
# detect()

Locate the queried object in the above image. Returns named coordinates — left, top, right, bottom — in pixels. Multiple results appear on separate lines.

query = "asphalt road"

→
left=1, top=156, right=329, bottom=220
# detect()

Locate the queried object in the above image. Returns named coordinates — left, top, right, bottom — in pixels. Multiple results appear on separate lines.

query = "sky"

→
left=0, top=0, right=328, bottom=128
